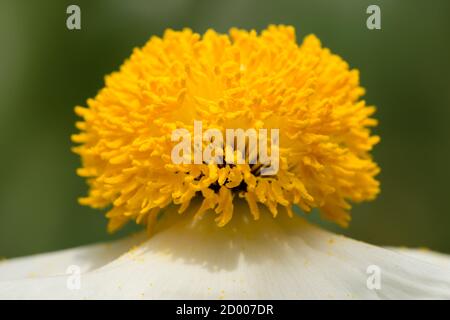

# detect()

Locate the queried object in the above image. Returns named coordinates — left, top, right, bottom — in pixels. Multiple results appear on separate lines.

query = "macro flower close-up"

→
left=1, top=0, right=450, bottom=304
left=73, top=25, right=379, bottom=232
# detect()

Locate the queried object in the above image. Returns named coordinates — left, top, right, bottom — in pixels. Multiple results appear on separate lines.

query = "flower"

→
left=71, top=25, right=380, bottom=232
left=1, top=26, right=449, bottom=300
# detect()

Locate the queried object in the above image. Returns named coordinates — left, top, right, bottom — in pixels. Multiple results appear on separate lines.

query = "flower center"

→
left=72, top=25, right=380, bottom=233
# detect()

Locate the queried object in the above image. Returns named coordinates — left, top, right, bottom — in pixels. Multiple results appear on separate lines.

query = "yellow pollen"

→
left=72, top=25, right=380, bottom=233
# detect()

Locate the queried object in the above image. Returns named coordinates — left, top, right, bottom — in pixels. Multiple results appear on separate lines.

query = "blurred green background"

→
left=1, top=0, right=449, bottom=258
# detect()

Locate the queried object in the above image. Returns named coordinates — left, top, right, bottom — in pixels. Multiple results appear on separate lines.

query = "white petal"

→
left=1, top=205, right=449, bottom=299
left=0, top=234, right=145, bottom=281
left=389, top=248, right=450, bottom=269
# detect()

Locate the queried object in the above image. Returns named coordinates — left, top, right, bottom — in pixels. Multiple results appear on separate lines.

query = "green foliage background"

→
left=1, top=0, right=449, bottom=258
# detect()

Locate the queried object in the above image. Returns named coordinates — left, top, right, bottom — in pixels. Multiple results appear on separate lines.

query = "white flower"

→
left=1, top=204, right=449, bottom=300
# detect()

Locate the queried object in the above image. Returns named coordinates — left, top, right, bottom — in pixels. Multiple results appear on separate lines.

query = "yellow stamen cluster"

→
left=72, top=25, right=380, bottom=232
